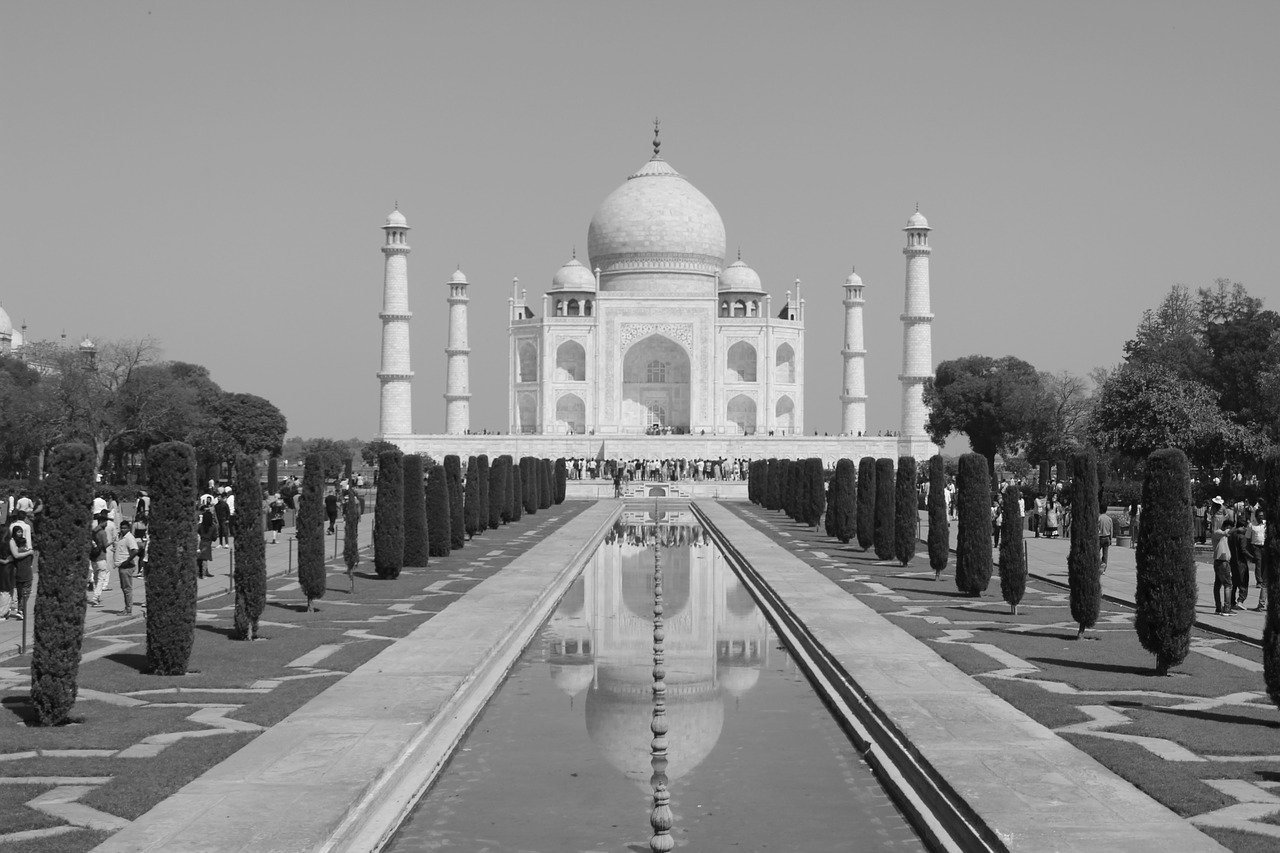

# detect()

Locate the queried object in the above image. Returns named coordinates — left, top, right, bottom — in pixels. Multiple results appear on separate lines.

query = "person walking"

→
left=268, top=494, right=286, bottom=545
left=325, top=490, right=339, bottom=535
left=197, top=501, right=217, bottom=578
left=113, top=521, right=140, bottom=615
left=1098, top=506, right=1114, bottom=574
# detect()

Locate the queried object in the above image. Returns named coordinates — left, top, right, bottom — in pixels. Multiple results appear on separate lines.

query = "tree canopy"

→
left=923, top=355, right=1045, bottom=473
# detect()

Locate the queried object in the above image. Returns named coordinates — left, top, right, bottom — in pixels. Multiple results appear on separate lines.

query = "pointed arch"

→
left=556, top=340, right=586, bottom=382
left=725, top=341, right=757, bottom=383
left=555, top=393, right=586, bottom=435
left=727, top=394, right=756, bottom=435
left=775, top=342, right=795, bottom=383
left=518, top=341, right=538, bottom=383
left=775, top=395, right=795, bottom=433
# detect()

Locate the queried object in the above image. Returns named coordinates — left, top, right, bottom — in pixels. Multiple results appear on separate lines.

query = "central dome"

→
left=587, top=156, right=726, bottom=277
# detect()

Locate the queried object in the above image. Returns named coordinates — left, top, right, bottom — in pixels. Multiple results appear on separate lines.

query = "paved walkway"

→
left=920, top=514, right=1266, bottom=644
left=1, top=519, right=368, bottom=660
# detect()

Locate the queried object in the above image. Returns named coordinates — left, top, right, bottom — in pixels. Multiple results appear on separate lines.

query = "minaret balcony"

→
left=378, top=371, right=414, bottom=381
left=899, top=313, right=935, bottom=322
left=379, top=311, right=413, bottom=322
left=381, top=245, right=411, bottom=256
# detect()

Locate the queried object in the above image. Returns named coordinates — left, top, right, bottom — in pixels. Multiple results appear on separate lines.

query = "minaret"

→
left=840, top=269, right=867, bottom=436
left=444, top=267, right=471, bottom=434
left=899, top=206, right=934, bottom=437
left=378, top=207, right=413, bottom=437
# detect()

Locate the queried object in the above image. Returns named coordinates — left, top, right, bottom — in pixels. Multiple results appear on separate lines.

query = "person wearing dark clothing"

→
left=197, top=506, right=217, bottom=578
left=324, top=492, right=339, bottom=534
left=214, top=495, right=231, bottom=548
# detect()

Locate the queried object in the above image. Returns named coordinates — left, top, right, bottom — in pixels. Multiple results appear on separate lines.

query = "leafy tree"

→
left=856, top=457, right=875, bottom=551
left=998, top=483, right=1025, bottom=613
left=296, top=453, right=327, bottom=610
left=924, top=355, right=1046, bottom=476
left=1024, top=370, right=1093, bottom=465
left=305, top=438, right=351, bottom=482
left=402, top=454, right=429, bottom=566
left=373, top=449, right=404, bottom=579
left=1123, top=284, right=1209, bottom=381
left=1068, top=451, right=1101, bottom=638
left=1134, top=448, right=1198, bottom=675
left=554, top=457, right=567, bottom=504
left=894, top=457, right=917, bottom=566
left=427, top=466, right=452, bottom=557
left=873, top=458, right=895, bottom=560
left=267, top=456, right=279, bottom=495
left=444, top=455, right=466, bottom=548
left=928, top=455, right=950, bottom=580
left=954, top=453, right=992, bottom=596
left=478, top=455, right=491, bottom=526
left=361, top=439, right=399, bottom=468
left=217, top=393, right=286, bottom=457
left=232, top=454, right=266, bottom=640
left=1262, top=452, right=1280, bottom=706
left=144, top=441, right=199, bottom=675
left=832, top=458, right=856, bottom=544
left=464, top=456, right=482, bottom=538
left=29, top=442, right=94, bottom=725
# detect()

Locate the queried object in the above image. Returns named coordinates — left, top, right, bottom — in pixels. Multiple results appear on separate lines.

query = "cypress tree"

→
left=554, top=457, right=567, bottom=504
left=825, top=477, right=838, bottom=537
left=477, top=454, right=491, bottom=530
left=518, top=457, right=535, bottom=515
left=856, top=457, right=876, bottom=551
left=445, top=455, right=465, bottom=549
left=954, top=452, right=992, bottom=596
left=999, top=483, right=1026, bottom=613
left=1038, top=460, right=1051, bottom=495
left=297, top=453, right=327, bottom=611
left=427, top=466, right=452, bottom=557
left=144, top=441, right=199, bottom=675
left=873, top=458, right=896, bottom=560
left=833, top=458, right=857, bottom=544
left=539, top=458, right=552, bottom=509
left=267, top=456, right=279, bottom=495
left=1261, top=451, right=1280, bottom=707
left=501, top=455, right=517, bottom=522
left=499, top=455, right=514, bottom=523
left=464, top=456, right=482, bottom=538
left=1134, top=448, right=1198, bottom=675
left=343, top=486, right=361, bottom=588
left=894, top=456, right=917, bottom=566
left=749, top=460, right=763, bottom=505
left=402, top=455, right=429, bottom=567
left=765, top=459, right=781, bottom=511
left=927, top=455, right=949, bottom=580
left=373, top=449, right=404, bottom=579
left=29, top=442, right=94, bottom=725
left=1068, top=450, right=1101, bottom=638
left=343, top=457, right=353, bottom=482
left=488, top=457, right=505, bottom=529
left=791, top=461, right=804, bottom=521
left=805, top=458, right=826, bottom=528
left=232, top=454, right=266, bottom=640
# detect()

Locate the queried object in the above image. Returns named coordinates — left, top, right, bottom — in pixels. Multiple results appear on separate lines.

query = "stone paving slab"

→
left=88, top=501, right=621, bottom=853
left=698, top=501, right=1229, bottom=853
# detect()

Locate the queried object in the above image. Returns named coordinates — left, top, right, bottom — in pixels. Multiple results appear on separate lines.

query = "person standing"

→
left=214, top=492, right=231, bottom=548
left=1044, top=497, right=1060, bottom=539
left=7, top=501, right=34, bottom=621
left=1098, top=507, right=1114, bottom=574
left=268, top=493, right=286, bottom=545
left=113, top=522, right=140, bottom=615
left=197, top=501, right=217, bottom=578
left=324, top=490, right=339, bottom=535
left=88, top=512, right=111, bottom=607
left=1251, top=509, right=1268, bottom=611
left=1212, top=519, right=1235, bottom=616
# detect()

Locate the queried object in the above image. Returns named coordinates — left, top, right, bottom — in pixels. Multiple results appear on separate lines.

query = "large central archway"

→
left=622, top=334, right=690, bottom=433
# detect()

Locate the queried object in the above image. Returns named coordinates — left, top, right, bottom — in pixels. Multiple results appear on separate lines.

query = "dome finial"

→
left=572, top=245, right=577, bottom=260
left=652, top=117, right=661, bottom=158
left=737, top=246, right=741, bottom=261
left=915, top=201, right=919, bottom=213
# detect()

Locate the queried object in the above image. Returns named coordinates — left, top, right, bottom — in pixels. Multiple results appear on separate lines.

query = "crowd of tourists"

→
left=562, top=457, right=751, bottom=482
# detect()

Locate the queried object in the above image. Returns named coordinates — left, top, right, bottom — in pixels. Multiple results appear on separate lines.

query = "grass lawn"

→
left=0, top=503, right=584, bottom=852
left=729, top=502, right=1280, bottom=853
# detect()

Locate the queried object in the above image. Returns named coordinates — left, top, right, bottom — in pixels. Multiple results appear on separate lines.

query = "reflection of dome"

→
left=621, top=549, right=690, bottom=618
left=725, top=579, right=756, bottom=618
left=550, top=257, right=596, bottom=292
left=906, top=209, right=929, bottom=229
left=558, top=576, right=585, bottom=618
left=550, top=663, right=594, bottom=697
left=585, top=674, right=724, bottom=787
left=386, top=208, right=407, bottom=227
left=719, top=258, right=764, bottom=293
left=587, top=156, right=726, bottom=278
left=717, top=664, right=760, bottom=696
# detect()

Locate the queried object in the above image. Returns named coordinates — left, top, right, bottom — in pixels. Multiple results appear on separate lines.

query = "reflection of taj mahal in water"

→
left=380, top=124, right=940, bottom=463
left=543, top=516, right=771, bottom=786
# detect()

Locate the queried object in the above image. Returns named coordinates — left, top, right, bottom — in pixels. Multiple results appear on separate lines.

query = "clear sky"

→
left=4, top=2, right=1276, bottom=442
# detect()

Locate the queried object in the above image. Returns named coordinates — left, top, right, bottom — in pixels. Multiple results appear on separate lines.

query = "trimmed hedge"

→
left=29, top=443, right=95, bottom=724
left=297, top=453, right=327, bottom=610
left=373, top=449, right=404, bottom=579
left=927, top=455, right=949, bottom=577
left=267, top=456, right=278, bottom=495
left=488, top=456, right=505, bottom=529
left=998, top=483, right=1025, bottom=612
left=144, top=441, right=199, bottom=675
left=873, top=458, right=895, bottom=560
left=427, top=466, right=452, bottom=558
left=464, top=456, right=482, bottom=538
left=518, top=457, right=535, bottom=516
left=1263, top=452, right=1280, bottom=707
left=894, top=457, right=917, bottom=566
left=477, top=454, right=491, bottom=530
left=1134, top=448, right=1198, bottom=675
left=343, top=489, right=361, bottom=575
left=555, top=457, right=567, bottom=504
left=444, top=455, right=465, bottom=550
left=540, top=458, right=553, bottom=509
left=1068, top=451, right=1101, bottom=637
left=402, top=455, right=429, bottom=567
left=765, top=459, right=781, bottom=511
left=954, top=452, right=992, bottom=596
left=856, top=457, right=876, bottom=551
left=232, top=454, right=266, bottom=640
left=832, top=458, right=857, bottom=544
left=509, top=456, right=522, bottom=523
left=824, top=476, right=838, bottom=537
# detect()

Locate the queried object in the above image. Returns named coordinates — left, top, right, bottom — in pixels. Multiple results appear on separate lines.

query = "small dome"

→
left=550, top=257, right=597, bottom=292
left=79, top=337, right=95, bottom=350
left=845, top=270, right=863, bottom=286
left=449, top=267, right=468, bottom=284
left=0, top=306, right=11, bottom=337
left=719, top=258, right=764, bottom=293
left=906, top=209, right=929, bottom=229
left=385, top=208, right=407, bottom=228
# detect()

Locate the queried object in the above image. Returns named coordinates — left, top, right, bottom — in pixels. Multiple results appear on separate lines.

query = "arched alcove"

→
left=727, top=394, right=756, bottom=435
left=556, top=393, right=586, bottom=435
left=725, top=341, right=757, bottom=383
left=775, top=343, right=795, bottom=384
left=775, top=395, right=795, bottom=433
left=556, top=340, right=586, bottom=382
left=517, top=392, right=539, bottom=434
left=622, top=334, right=690, bottom=433
left=518, top=342, right=538, bottom=383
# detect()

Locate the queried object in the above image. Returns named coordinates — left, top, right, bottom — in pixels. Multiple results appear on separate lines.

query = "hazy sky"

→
left=4, top=2, right=1276, bottom=442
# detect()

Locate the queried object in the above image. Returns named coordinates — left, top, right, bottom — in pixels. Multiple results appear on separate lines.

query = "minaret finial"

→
left=572, top=245, right=577, bottom=260
left=737, top=246, right=741, bottom=261
left=915, top=201, right=919, bottom=213
left=652, top=117, right=661, bottom=158
left=394, top=200, right=398, bottom=210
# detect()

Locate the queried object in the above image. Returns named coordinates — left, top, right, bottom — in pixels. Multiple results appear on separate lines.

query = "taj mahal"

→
left=381, top=126, right=939, bottom=468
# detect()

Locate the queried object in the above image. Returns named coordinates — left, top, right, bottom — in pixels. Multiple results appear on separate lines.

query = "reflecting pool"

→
left=386, top=510, right=926, bottom=852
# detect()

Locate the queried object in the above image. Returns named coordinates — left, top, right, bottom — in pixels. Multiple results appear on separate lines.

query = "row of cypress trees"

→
left=371, top=449, right=565, bottom=575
